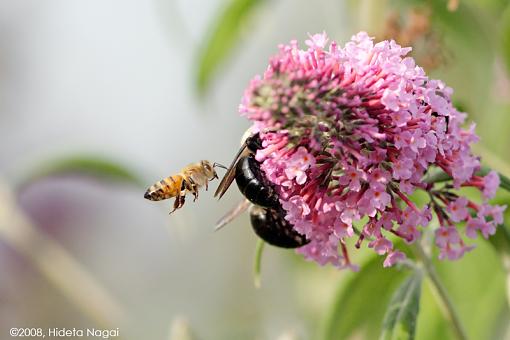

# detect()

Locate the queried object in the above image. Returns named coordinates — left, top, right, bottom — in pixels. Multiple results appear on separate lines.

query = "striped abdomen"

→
left=144, top=175, right=183, bottom=201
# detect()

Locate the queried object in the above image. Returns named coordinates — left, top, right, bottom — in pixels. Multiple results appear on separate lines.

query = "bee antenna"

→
left=213, top=162, right=228, bottom=170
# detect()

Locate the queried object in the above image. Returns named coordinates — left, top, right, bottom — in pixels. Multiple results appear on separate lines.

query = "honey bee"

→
left=214, top=133, right=309, bottom=248
left=144, top=160, right=226, bottom=213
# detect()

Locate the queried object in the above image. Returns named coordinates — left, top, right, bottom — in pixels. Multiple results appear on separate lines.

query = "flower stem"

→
left=253, top=239, right=265, bottom=289
left=413, top=243, right=468, bottom=340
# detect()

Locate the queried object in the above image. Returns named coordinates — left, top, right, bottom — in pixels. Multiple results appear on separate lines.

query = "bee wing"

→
left=215, top=199, right=251, bottom=231
left=214, top=142, right=249, bottom=199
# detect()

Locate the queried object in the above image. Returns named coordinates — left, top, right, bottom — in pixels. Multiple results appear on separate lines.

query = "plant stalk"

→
left=253, top=239, right=265, bottom=288
left=413, top=243, right=468, bottom=340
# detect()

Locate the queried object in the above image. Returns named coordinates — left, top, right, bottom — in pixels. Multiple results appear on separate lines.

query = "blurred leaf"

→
left=380, top=269, right=423, bottom=340
left=428, top=241, right=509, bottom=339
left=414, top=199, right=510, bottom=339
left=474, top=105, right=510, bottom=159
left=319, top=256, right=409, bottom=340
left=488, top=223, right=510, bottom=308
left=196, top=0, right=265, bottom=94
left=392, top=0, right=494, bottom=115
left=501, top=3, right=510, bottom=75
left=20, top=155, right=143, bottom=188
left=488, top=223, right=510, bottom=257
left=499, top=174, right=510, bottom=192
left=428, top=0, right=495, bottom=100
left=253, top=239, right=265, bottom=288
left=424, top=165, right=510, bottom=192
left=464, top=0, right=509, bottom=13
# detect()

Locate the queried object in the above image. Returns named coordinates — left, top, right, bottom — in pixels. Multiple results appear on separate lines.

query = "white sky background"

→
left=0, top=1, right=349, bottom=339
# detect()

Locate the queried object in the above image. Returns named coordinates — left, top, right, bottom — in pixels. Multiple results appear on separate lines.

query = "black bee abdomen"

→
left=235, top=156, right=279, bottom=209
left=250, top=206, right=309, bottom=248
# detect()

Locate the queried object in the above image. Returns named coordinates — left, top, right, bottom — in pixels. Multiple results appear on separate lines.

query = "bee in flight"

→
left=144, top=160, right=226, bottom=213
left=214, top=133, right=309, bottom=248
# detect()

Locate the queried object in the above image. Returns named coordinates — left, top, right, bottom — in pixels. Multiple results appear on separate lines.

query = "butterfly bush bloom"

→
left=239, top=32, right=506, bottom=269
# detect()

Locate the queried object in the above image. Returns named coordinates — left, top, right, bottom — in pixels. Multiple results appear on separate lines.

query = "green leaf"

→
left=499, top=173, right=510, bottom=193
left=424, top=165, right=510, bottom=192
left=487, top=223, right=510, bottom=309
left=488, top=224, right=510, bottom=257
left=380, top=270, right=423, bottom=340
left=19, top=155, right=143, bottom=188
left=195, top=0, right=264, bottom=94
left=253, top=239, right=265, bottom=288
left=501, top=3, right=510, bottom=75
left=319, top=255, right=409, bottom=340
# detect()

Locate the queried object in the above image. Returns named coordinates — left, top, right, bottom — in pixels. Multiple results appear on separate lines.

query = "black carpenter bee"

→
left=214, top=132, right=309, bottom=248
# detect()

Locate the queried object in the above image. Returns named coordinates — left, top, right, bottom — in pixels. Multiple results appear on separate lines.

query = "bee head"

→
left=201, top=160, right=216, bottom=179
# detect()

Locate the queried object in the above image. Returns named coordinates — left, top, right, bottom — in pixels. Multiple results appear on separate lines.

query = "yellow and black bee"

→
left=144, top=160, right=226, bottom=213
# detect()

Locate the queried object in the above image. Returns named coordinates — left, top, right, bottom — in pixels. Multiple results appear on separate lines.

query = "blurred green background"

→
left=0, top=0, right=510, bottom=339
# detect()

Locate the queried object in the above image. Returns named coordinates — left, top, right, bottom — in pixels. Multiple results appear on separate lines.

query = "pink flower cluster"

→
left=239, top=32, right=506, bottom=269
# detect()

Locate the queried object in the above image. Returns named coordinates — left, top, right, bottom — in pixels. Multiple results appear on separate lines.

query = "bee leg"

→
left=179, top=192, right=186, bottom=208
left=179, top=179, right=189, bottom=207
left=186, top=178, right=199, bottom=202
left=169, top=180, right=188, bottom=214
left=169, top=195, right=180, bottom=214
left=190, top=189, right=198, bottom=202
left=169, top=191, right=187, bottom=214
